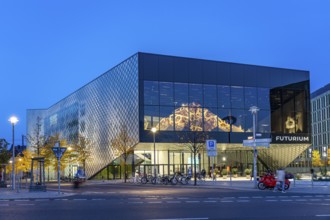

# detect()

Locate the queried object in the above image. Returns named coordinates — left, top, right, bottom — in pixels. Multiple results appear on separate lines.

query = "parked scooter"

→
left=257, top=171, right=290, bottom=190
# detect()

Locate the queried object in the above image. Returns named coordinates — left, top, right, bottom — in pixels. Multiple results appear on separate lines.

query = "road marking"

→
left=223, top=197, right=235, bottom=199
left=92, top=198, right=105, bottom=201
left=178, top=197, right=189, bottom=200
left=281, top=200, right=293, bottom=202
left=265, top=196, right=276, bottom=198
left=148, top=201, right=162, bottom=204
left=220, top=201, right=233, bottom=203
left=161, top=197, right=174, bottom=200
left=14, top=200, right=29, bottom=202
left=237, top=200, right=250, bottom=202
left=316, top=214, right=330, bottom=217
left=252, top=196, right=263, bottom=199
left=17, top=204, right=35, bottom=206
left=311, top=199, right=322, bottom=201
left=203, top=201, right=216, bottom=203
left=145, top=197, right=158, bottom=200
left=303, top=196, right=313, bottom=198
left=207, top=197, right=218, bottom=200
left=73, top=199, right=87, bottom=201
left=35, top=199, right=49, bottom=201
left=128, top=201, right=143, bottom=204
left=128, top=198, right=141, bottom=200
left=146, top=218, right=209, bottom=220
left=238, top=197, right=249, bottom=199
left=316, top=195, right=325, bottom=197
left=266, top=200, right=278, bottom=202
left=107, top=192, right=116, bottom=194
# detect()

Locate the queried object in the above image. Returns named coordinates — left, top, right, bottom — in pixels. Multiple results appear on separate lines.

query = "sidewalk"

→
left=0, top=188, right=74, bottom=200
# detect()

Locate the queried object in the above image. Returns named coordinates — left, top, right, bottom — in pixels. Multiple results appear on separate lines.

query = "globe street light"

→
left=249, top=106, right=259, bottom=189
left=151, top=127, right=157, bottom=178
left=9, top=116, right=19, bottom=190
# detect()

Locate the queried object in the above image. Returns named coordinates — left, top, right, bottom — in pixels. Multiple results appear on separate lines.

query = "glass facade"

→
left=143, top=80, right=271, bottom=133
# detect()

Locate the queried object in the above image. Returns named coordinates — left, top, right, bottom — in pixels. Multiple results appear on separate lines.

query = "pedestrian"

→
left=188, top=166, right=192, bottom=177
left=274, top=167, right=286, bottom=193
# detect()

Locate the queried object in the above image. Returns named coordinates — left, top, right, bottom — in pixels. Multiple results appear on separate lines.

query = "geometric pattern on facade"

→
left=27, top=54, right=140, bottom=178
left=258, top=144, right=310, bottom=170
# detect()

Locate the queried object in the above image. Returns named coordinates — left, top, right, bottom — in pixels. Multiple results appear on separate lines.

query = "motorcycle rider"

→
left=274, top=167, right=286, bottom=193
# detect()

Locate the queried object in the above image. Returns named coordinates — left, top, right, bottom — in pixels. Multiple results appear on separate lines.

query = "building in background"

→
left=311, top=83, right=330, bottom=166
left=27, top=52, right=311, bottom=179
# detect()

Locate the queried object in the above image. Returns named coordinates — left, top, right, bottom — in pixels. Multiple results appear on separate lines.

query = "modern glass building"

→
left=311, top=83, right=330, bottom=160
left=27, top=52, right=311, bottom=179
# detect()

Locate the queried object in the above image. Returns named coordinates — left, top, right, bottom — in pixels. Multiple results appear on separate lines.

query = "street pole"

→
left=249, top=106, right=259, bottom=189
left=151, top=127, right=157, bottom=178
left=9, top=116, right=18, bottom=191
left=58, top=154, right=60, bottom=195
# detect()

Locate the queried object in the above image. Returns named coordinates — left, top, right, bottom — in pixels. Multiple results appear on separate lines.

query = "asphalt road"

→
left=1, top=183, right=330, bottom=220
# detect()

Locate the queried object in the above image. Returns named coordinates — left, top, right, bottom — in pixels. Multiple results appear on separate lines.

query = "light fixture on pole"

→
left=9, top=116, right=19, bottom=190
left=249, top=106, right=259, bottom=189
left=151, top=127, right=157, bottom=178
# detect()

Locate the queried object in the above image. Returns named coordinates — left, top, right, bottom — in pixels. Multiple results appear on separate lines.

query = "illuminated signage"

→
left=273, top=135, right=310, bottom=143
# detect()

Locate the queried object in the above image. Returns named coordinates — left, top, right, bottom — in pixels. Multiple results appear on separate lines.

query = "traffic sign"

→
left=242, top=138, right=271, bottom=148
left=206, top=140, right=217, bottom=157
left=52, top=147, right=67, bottom=159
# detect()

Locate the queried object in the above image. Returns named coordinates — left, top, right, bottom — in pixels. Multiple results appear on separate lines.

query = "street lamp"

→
left=9, top=116, right=19, bottom=190
left=151, top=127, right=157, bottom=178
left=249, top=106, right=259, bottom=188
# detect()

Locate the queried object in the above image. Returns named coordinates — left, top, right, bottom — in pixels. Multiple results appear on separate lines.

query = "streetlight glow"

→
left=151, top=127, right=157, bottom=133
left=9, top=116, right=19, bottom=125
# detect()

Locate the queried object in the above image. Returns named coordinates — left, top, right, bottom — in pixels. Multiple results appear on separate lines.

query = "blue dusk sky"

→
left=1, top=1, right=329, bottom=144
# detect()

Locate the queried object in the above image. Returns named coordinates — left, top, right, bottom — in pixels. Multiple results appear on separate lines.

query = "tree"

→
left=111, top=124, right=136, bottom=183
left=177, top=106, right=207, bottom=186
left=0, top=139, right=11, bottom=182
left=26, top=116, right=48, bottom=157
left=69, top=135, right=93, bottom=175
left=0, top=139, right=10, bottom=164
left=312, top=150, right=322, bottom=167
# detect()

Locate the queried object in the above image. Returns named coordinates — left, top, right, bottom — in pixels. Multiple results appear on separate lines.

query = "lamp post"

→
left=9, top=116, right=19, bottom=190
left=151, top=127, right=157, bottom=178
left=249, top=106, right=259, bottom=188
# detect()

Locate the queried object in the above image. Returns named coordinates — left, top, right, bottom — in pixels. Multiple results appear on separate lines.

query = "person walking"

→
left=274, top=167, right=286, bottom=193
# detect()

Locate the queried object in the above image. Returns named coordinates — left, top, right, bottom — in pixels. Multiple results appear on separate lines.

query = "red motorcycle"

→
left=257, top=172, right=290, bottom=190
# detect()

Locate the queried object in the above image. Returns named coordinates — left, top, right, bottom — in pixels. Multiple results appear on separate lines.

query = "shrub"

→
left=244, top=168, right=252, bottom=176
left=231, top=168, right=238, bottom=175
left=221, top=169, right=228, bottom=176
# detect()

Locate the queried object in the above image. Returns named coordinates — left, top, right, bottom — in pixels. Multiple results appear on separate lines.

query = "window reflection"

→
left=231, top=86, right=244, bottom=109
left=204, top=85, right=217, bottom=108
left=218, top=85, right=230, bottom=108
left=245, top=87, right=257, bottom=109
left=160, top=82, right=174, bottom=106
left=203, top=107, right=218, bottom=131
left=144, top=105, right=159, bottom=130
left=159, top=106, right=175, bottom=131
left=144, top=81, right=159, bottom=105
left=174, top=83, right=188, bottom=107
left=189, top=84, right=203, bottom=106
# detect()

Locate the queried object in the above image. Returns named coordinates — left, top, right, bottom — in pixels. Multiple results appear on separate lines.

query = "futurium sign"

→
left=272, top=135, right=310, bottom=143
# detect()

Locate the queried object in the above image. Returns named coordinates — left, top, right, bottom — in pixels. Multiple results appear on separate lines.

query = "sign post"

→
left=206, top=140, right=217, bottom=181
left=52, top=142, right=67, bottom=195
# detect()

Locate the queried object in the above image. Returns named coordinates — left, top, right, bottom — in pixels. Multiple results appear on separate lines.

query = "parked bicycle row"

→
left=133, top=171, right=208, bottom=185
